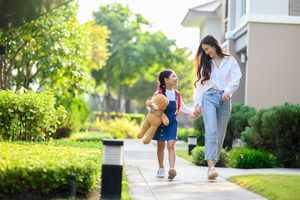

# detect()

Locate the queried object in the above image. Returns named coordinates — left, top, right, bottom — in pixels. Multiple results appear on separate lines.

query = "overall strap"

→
left=175, top=90, right=181, bottom=116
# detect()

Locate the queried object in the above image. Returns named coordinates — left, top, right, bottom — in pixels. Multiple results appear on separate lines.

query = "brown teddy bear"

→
left=137, top=94, right=169, bottom=144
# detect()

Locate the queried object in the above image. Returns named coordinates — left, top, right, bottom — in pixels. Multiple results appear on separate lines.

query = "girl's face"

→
left=201, top=44, right=216, bottom=58
left=165, top=72, right=178, bottom=88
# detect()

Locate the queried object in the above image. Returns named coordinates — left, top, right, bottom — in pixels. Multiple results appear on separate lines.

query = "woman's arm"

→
left=224, top=58, right=242, bottom=96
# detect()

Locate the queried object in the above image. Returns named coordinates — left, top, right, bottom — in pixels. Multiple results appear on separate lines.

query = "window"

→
left=289, top=0, right=300, bottom=16
left=240, top=0, right=246, bottom=16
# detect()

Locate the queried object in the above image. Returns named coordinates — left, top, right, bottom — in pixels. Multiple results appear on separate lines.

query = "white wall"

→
left=248, top=0, right=289, bottom=15
left=206, top=18, right=222, bottom=41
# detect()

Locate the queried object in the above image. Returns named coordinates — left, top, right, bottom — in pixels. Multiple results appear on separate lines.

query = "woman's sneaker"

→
left=157, top=168, right=165, bottom=178
left=168, top=168, right=177, bottom=180
left=207, top=167, right=218, bottom=179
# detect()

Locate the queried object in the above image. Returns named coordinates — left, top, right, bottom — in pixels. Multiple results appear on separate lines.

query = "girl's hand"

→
left=193, top=105, right=201, bottom=117
left=222, top=92, right=231, bottom=102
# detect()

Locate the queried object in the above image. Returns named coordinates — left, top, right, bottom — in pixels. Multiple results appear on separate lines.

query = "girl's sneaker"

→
left=207, top=167, right=218, bottom=179
left=157, top=168, right=165, bottom=178
left=168, top=168, right=177, bottom=180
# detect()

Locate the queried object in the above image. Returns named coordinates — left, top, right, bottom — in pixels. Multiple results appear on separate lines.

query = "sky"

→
left=77, top=0, right=201, bottom=56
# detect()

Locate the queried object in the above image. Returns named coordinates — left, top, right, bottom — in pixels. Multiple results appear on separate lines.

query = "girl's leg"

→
left=167, top=139, right=176, bottom=168
left=167, top=139, right=177, bottom=179
left=157, top=140, right=165, bottom=168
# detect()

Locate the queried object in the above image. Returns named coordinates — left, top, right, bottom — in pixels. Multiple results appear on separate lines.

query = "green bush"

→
left=191, top=146, right=228, bottom=167
left=89, top=118, right=139, bottom=139
left=93, top=112, right=145, bottom=125
left=225, top=103, right=256, bottom=148
left=228, top=148, right=278, bottom=168
left=69, top=131, right=112, bottom=142
left=0, top=142, right=101, bottom=194
left=55, top=98, right=90, bottom=138
left=123, top=113, right=145, bottom=125
left=0, top=90, right=66, bottom=141
left=241, top=103, right=300, bottom=167
left=107, top=118, right=139, bottom=139
left=177, top=128, right=194, bottom=142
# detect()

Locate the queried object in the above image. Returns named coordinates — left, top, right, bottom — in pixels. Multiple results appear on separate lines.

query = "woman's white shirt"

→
left=194, top=56, right=242, bottom=107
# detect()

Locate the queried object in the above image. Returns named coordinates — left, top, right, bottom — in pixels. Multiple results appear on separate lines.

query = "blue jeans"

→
left=202, top=88, right=231, bottom=163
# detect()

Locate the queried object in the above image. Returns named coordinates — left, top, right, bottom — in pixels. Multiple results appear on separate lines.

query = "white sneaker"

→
left=157, top=168, right=165, bottom=178
left=207, top=167, right=218, bottom=180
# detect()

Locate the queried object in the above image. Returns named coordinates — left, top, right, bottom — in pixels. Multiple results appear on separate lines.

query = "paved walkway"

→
left=123, top=139, right=300, bottom=200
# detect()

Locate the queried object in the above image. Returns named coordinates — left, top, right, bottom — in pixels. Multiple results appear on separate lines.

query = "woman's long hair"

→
left=194, top=35, right=230, bottom=86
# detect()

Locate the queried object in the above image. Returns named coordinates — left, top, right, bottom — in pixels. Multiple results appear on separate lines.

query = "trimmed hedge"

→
left=225, top=103, right=256, bottom=148
left=177, top=128, right=194, bottom=142
left=69, top=131, right=113, bottom=142
left=241, top=103, right=300, bottom=167
left=228, top=148, right=278, bottom=168
left=0, top=142, right=101, bottom=194
left=0, top=90, right=66, bottom=141
left=191, top=146, right=228, bottom=167
left=93, top=111, right=145, bottom=125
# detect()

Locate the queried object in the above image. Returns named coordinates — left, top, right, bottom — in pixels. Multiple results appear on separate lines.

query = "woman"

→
left=193, top=35, right=242, bottom=179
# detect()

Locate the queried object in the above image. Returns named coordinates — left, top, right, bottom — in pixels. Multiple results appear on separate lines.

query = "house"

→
left=182, top=0, right=300, bottom=109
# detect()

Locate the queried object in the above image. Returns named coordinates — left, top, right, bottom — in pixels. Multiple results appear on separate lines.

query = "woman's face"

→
left=201, top=44, right=216, bottom=58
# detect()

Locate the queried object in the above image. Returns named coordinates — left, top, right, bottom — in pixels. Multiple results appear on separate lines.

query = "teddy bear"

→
left=137, top=94, right=169, bottom=144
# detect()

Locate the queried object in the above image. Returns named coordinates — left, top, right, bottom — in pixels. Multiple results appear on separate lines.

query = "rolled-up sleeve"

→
left=224, top=58, right=242, bottom=95
left=194, top=82, right=206, bottom=107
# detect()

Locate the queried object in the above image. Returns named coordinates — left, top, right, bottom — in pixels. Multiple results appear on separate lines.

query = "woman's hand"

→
left=193, top=104, right=201, bottom=117
left=222, top=92, right=231, bottom=102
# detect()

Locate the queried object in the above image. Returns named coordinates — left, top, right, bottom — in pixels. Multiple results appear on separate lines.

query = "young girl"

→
left=151, top=69, right=194, bottom=180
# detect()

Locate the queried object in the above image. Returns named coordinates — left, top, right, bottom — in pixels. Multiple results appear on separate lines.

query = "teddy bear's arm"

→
left=161, top=113, right=169, bottom=126
left=146, top=99, right=152, bottom=107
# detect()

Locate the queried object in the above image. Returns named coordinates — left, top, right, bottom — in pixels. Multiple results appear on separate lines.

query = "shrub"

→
left=56, top=98, right=90, bottom=138
left=107, top=118, right=139, bottom=139
left=228, top=148, right=278, bottom=168
left=89, top=118, right=140, bottom=139
left=69, top=131, right=112, bottom=142
left=191, top=146, right=228, bottom=167
left=225, top=103, right=256, bottom=148
left=241, top=103, right=300, bottom=167
left=0, top=142, right=101, bottom=194
left=177, top=128, right=194, bottom=142
left=93, top=112, right=145, bottom=125
left=0, top=90, right=66, bottom=141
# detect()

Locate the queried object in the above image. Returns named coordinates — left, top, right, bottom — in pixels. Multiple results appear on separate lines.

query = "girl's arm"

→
left=146, top=92, right=157, bottom=112
left=180, top=97, right=194, bottom=116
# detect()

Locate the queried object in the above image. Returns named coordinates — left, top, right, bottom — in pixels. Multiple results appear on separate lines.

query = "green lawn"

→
left=176, top=149, right=193, bottom=163
left=229, top=174, right=300, bottom=200
left=177, top=149, right=300, bottom=200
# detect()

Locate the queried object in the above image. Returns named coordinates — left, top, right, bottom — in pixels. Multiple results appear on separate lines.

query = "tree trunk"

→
left=117, top=85, right=124, bottom=113
left=103, top=72, right=112, bottom=116
left=0, top=55, right=3, bottom=89
left=124, top=86, right=131, bottom=113
left=24, top=61, right=31, bottom=89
